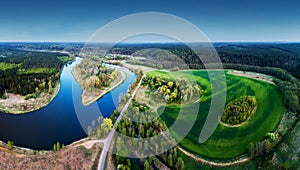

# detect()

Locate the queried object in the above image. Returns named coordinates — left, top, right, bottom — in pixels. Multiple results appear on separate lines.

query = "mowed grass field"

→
left=147, top=70, right=284, bottom=160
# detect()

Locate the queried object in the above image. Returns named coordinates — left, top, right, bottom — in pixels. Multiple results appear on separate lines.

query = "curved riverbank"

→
left=0, top=57, right=136, bottom=150
left=0, top=81, right=60, bottom=114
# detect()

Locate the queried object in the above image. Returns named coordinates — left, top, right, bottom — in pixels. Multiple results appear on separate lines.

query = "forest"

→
left=0, top=48, right=68, bottom=96
left=1, top=42, right=83, bottom=56
left=109, top=43, right=300, bottom=78
left=113, top=101, right=182, bottom=169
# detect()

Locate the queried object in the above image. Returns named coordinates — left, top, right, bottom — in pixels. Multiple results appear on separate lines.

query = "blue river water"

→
left=0, top=58, right=136, bottom=150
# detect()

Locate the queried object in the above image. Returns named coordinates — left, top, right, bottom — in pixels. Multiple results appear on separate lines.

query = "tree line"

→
left=142, top=76, right=203, bottom=104
left=108, top=43, right=300, bottom=78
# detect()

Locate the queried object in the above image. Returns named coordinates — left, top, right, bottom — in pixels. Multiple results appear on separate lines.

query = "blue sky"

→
left=0, top=0, right=300, bottom=42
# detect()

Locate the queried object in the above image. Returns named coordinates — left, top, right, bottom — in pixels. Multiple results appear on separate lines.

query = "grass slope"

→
left=0, top=62, right=19, bottom=70
left=17, top=67, right=56, bottom=75
left=148, top=70, right=284, bottom=160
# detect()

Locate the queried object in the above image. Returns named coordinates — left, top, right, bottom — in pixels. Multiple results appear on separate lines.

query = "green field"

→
left=147, top=70, right=284, bottom=160
left=0, top=62, right=19, bottom=70
left=17, top=67, right=57, bottom=75
left=58, top=55, right=74, bottom=63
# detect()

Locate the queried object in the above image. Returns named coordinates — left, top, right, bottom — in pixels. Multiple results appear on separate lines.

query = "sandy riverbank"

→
left=0, top=138, right=102, bottom=170
left=0, top=81, right=60, bottom=114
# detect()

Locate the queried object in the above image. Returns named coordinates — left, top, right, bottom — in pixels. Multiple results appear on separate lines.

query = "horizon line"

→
left=1, top=41, right=300, bottom=43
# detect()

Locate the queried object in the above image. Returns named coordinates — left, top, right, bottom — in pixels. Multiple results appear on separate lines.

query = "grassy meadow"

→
left=147, top=70, right=284, bottom=160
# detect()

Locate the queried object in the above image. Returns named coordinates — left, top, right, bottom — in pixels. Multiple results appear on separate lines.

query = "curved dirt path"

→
left=227, top=70, right=275, bottom=85
left=178, top=147, right=250, bottom=167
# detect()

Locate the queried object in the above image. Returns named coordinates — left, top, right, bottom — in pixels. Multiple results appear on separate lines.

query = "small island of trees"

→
left=72, top=56, right=125, bottom=106
left=221, top=96, right=257, bottom=125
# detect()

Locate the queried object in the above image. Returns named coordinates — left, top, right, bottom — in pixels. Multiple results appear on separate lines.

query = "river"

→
left=0, top=57, right=136, bottom=150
